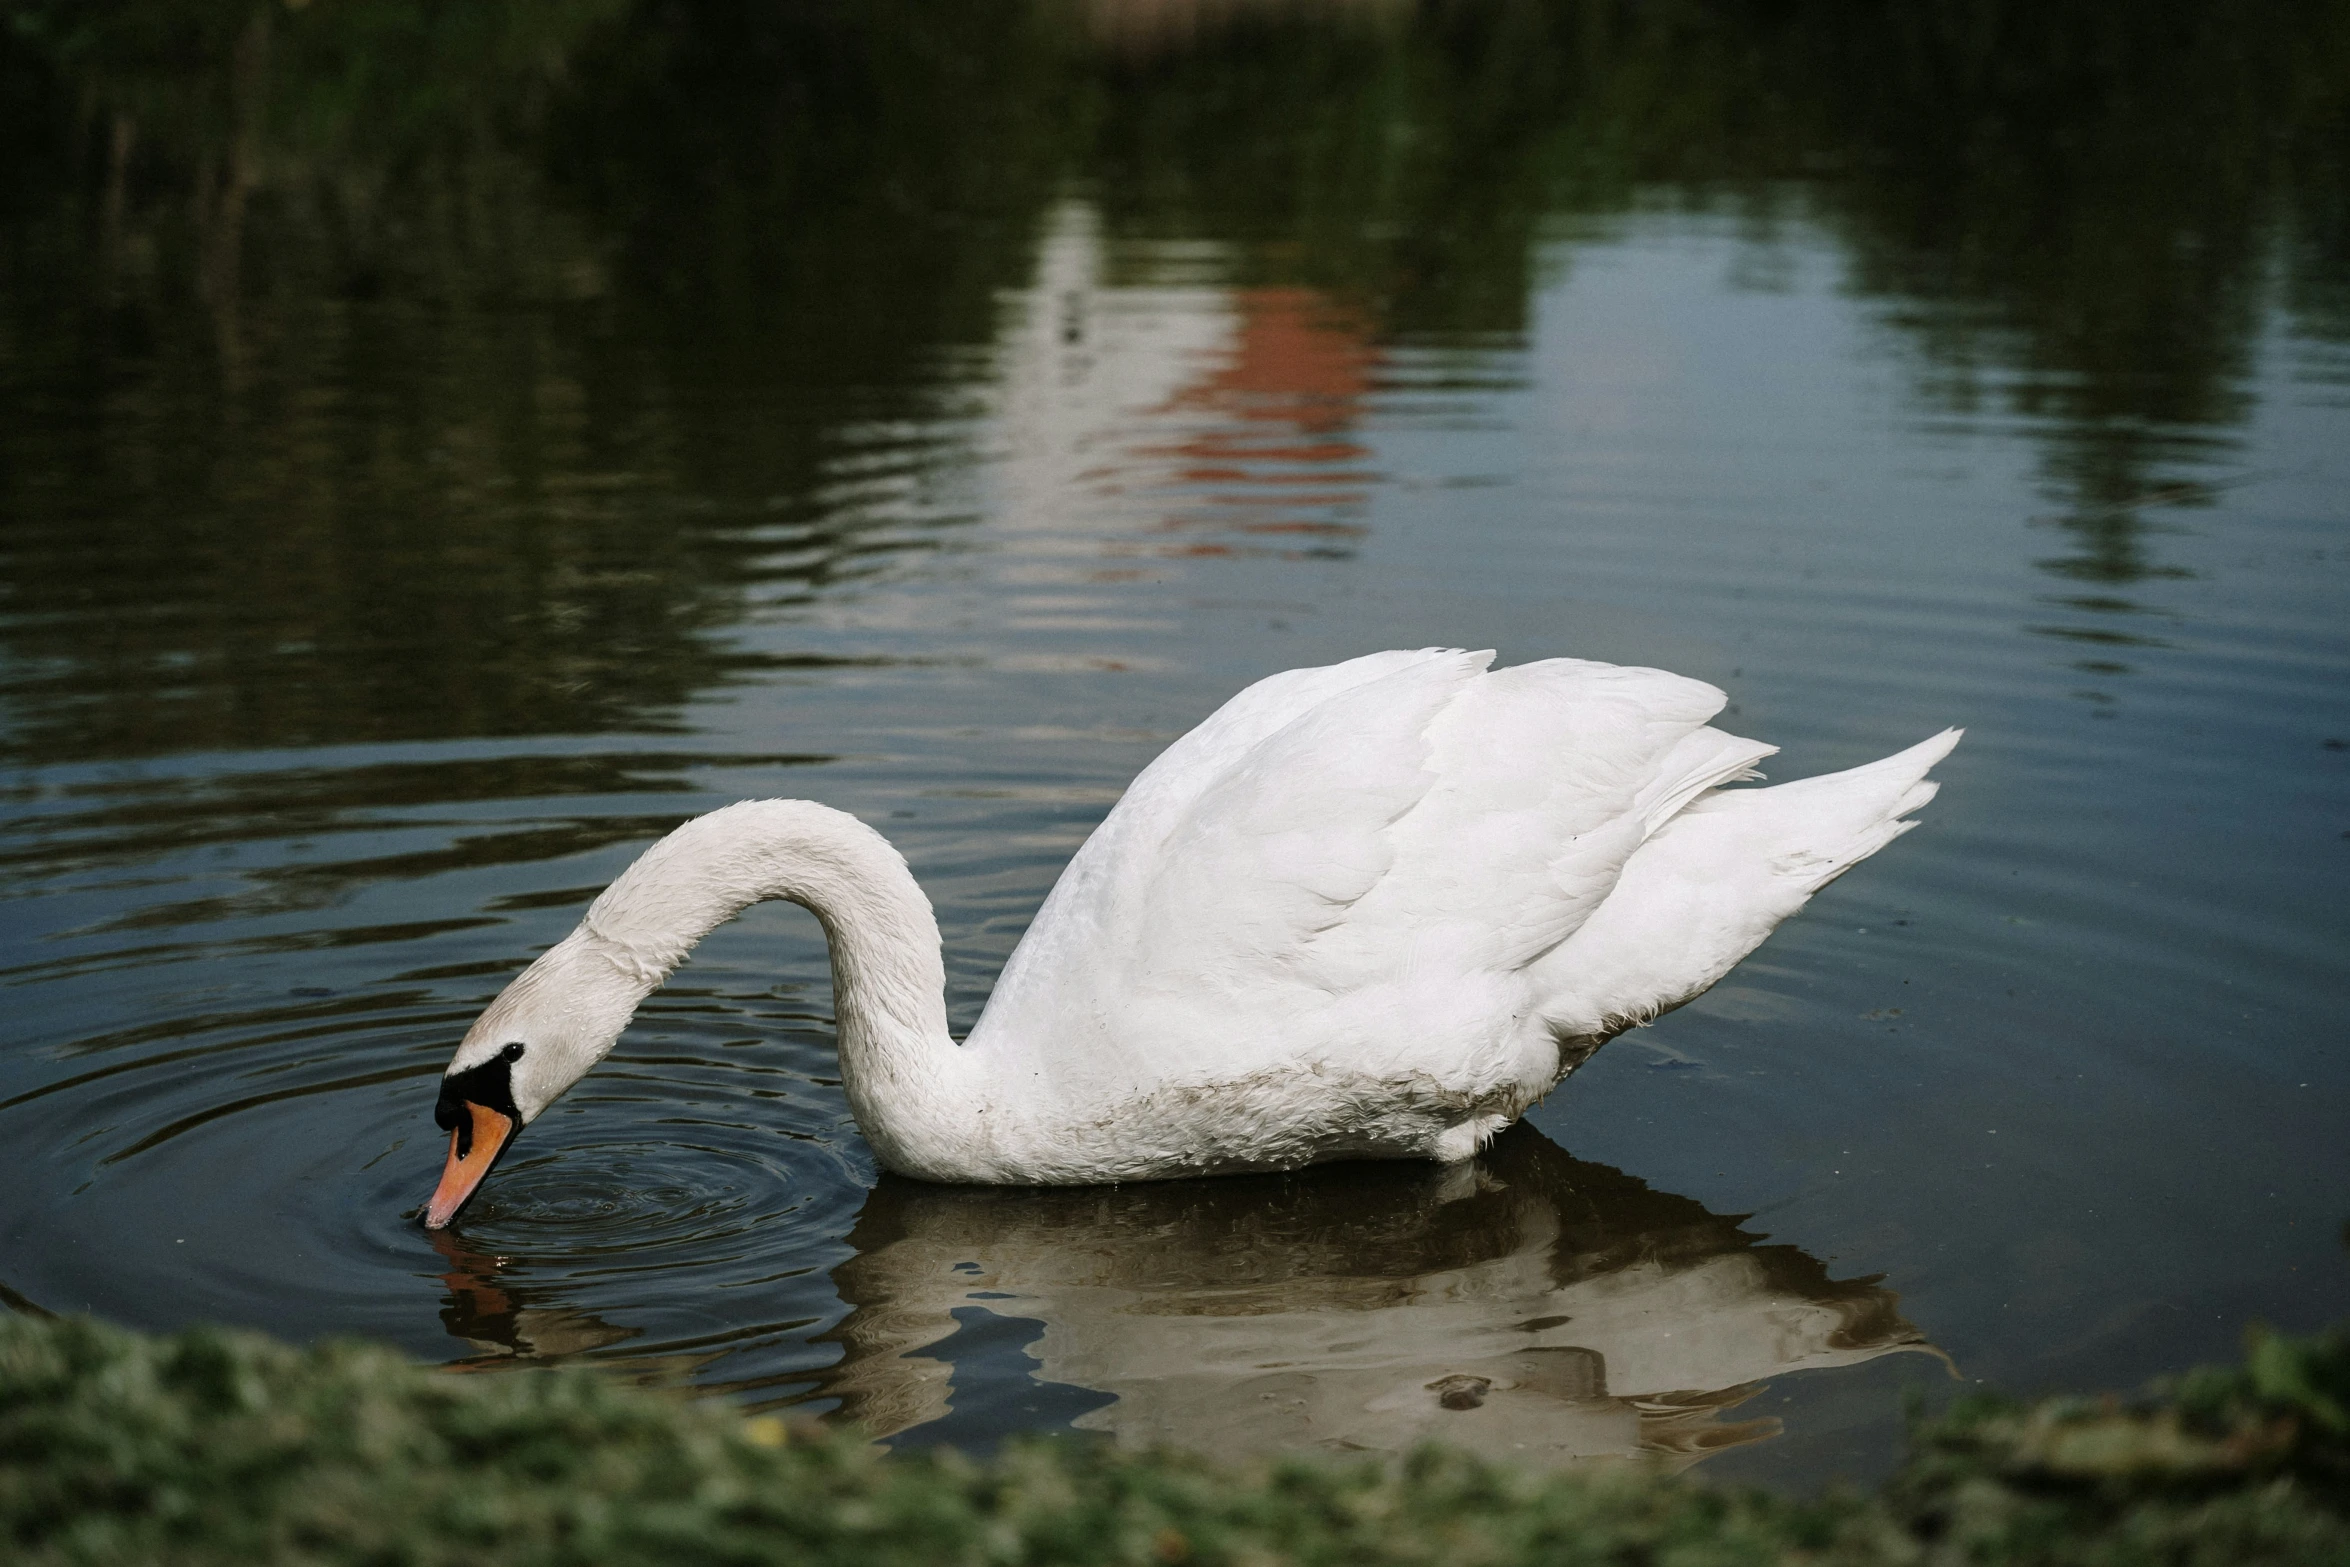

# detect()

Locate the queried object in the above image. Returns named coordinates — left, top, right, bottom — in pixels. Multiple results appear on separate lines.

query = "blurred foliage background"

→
left=1, top=0, right=2345, bottom=759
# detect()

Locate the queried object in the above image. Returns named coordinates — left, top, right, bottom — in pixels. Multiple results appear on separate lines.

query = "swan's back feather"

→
left=970, top=653, right=1815, bottom=1089
left=971, top=650, right=1464, bottom=1067
left=1134, top=649, right=1490, bottom=989
left=1319, top=659, right=1768, bottom=982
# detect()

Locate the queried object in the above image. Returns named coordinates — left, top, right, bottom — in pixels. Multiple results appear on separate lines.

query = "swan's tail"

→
left=1712, top=726, right=1962, bottom=896
left=1532, top=728, right=1961, bottom=1049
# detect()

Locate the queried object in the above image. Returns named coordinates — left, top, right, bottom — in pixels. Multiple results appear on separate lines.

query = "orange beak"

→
left=424, top=1101, right=517, bottom=1230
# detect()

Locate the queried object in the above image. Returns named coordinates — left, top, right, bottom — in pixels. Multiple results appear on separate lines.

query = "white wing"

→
left=968, top=651, right=1796, bottom=1106
left=968, top=649, right=1466, bottom=1083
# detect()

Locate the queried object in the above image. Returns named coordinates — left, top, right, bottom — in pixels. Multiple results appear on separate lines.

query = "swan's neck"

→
left=578, top=799, right=976, bottom=1171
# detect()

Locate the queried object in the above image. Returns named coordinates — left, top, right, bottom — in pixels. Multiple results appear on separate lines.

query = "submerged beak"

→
left=424, top=1101, right=517, bottom=1230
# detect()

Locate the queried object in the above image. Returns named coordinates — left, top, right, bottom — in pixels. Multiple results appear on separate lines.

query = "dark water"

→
left=2, top=0, right=2346, bottom=1488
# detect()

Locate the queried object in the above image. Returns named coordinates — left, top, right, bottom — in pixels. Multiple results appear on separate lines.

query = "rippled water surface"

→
left=2, top=0, right=2346, bottom=1489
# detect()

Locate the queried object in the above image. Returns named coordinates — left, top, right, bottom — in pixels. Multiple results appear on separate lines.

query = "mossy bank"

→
left=2, top=1311, right=2345, bottom=1566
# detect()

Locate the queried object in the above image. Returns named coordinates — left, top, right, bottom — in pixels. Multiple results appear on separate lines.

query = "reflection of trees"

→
left=0, top=2, right=1066, bottom=764
left=2, top=0, right=2343, bottom=760
left=0, top=2, right=726, bottom=761
left=1775, top=0, right=2346, bottom=592
left=546, top=0, right=1068, bottom=396
left=1087, top=0, right=2349, bottom=596
left=1089, top=3, right=1598, bottom=342
left=818, top=1128, right=1934, bottom=1471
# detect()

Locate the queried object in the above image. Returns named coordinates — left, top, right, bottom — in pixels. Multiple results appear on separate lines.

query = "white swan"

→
left=424, top=649, right=1957, bottom=1227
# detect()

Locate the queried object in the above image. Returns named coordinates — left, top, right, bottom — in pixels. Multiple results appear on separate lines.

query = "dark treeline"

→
left=1, top=0, right=2343, bottom=760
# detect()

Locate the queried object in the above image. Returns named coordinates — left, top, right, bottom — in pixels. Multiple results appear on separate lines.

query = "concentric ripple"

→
left=442, top=1108, right=824, bottom=1262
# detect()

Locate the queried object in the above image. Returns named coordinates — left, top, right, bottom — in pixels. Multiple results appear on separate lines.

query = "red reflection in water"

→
left=1144, top=287, right=1379, bottom=544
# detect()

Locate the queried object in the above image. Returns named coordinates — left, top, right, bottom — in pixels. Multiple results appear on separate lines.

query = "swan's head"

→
left=422, top=931, right=650, bottom=1229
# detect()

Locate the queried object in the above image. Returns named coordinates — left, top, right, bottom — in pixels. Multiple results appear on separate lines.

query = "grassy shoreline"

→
left=3, top=1311, right=2344, bottom=1565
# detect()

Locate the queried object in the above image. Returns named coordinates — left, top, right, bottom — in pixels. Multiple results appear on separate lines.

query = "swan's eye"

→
left=499, top=1042, right=526, bottom=1062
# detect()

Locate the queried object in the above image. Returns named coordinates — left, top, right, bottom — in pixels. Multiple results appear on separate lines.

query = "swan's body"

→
left=425, top=650, right=1957, bottom=1223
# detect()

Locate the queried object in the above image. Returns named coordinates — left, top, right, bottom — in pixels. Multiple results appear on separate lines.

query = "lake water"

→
left=2, top=0, right=2345, bottom=1489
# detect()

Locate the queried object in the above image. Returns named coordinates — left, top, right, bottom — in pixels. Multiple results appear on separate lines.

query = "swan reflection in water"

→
left=425, top=1127, right=1938, bottom=1469
left=818, top=1128, right=1939, bottom=1470
left=429, top=1228, right=642, bottom=1370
